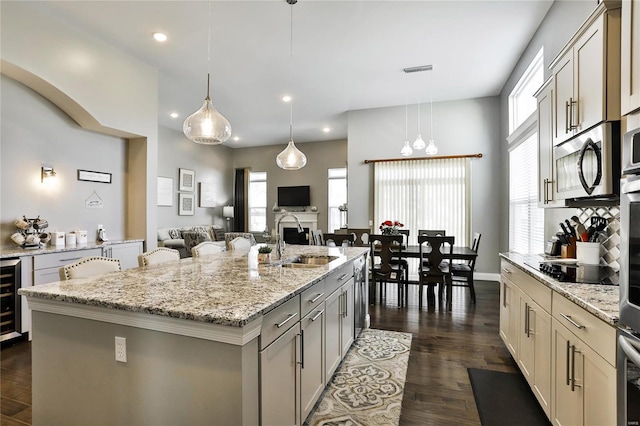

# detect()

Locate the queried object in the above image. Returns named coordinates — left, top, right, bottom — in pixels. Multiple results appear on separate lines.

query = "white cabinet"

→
left=103, top=241, right=143, bottom=270
left=550, top=3, right=621, bottom=146
left=300, top=307, right=325, bottom=423
left=622, top=0, right=640, bottom=115
left=340, top=277, right=355, bottom=355
left=324, top=286, right=343, bottom=383
left=324, top=264, right=355, bottom=384
left=536, top=77, right=565, bottom=207
left=33, top=248, right=102, bottom=285
left=550, top=293, right=617, bottom=426
left=499, top=266, right=519, bottom=358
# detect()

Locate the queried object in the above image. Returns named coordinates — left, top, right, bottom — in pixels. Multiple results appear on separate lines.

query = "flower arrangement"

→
left=379, top=220, right=404, bottom=235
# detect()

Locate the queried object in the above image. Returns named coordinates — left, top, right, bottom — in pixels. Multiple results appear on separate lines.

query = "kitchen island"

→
left=20, top=245, right=369, bottom=426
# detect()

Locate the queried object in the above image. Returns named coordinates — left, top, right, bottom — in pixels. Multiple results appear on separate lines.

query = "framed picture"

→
left=77, top=169, right=112, bottom=184
left=179, top=168, right=195, bottom=192
left=199, top=182, right=216, bottom=208
left=157, top=176, right=173, bottom=207
left=179, top=193, right=195, bottom=216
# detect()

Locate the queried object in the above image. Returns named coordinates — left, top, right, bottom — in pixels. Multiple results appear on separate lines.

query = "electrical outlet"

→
left=115, top=336, right=127, bottom=363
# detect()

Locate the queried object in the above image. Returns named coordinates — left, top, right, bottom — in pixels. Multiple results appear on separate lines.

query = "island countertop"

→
left=19, top=245, right=368, bottom=328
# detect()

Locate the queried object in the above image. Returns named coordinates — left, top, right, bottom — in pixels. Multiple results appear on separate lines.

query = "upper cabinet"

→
left=621, top=0, right=640, bottom=115
left=550, top=2, right=621, bottom=146
left=536, top=77, right=562, bottom=207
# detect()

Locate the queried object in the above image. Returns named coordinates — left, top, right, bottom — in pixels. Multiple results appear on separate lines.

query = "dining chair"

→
left=418, top=235, right=455, bottom=310
left=323, top=233, right=355, bottom=247
left=369, top=234, right=406, bottom=307
left=418, top=229, right=446, bottom=237
left=312, top=229, right=325, bottom=246
left=347, top=228, right=371, bottom=246
left=450, top=232, right=481, bottom=304
left=138, top=247, right=180, bottom=267
left=228, top=237, right=252, bottom=251
left=59, top=256, right=122, bottom=280
left=191, top=241, right=224, bottom=257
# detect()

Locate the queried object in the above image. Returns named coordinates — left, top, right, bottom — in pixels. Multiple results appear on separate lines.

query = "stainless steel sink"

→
left=279, top=255, right=339, bottom=268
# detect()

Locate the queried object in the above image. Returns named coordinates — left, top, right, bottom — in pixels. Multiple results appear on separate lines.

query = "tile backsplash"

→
left=576, top=206, right=620, bottom=270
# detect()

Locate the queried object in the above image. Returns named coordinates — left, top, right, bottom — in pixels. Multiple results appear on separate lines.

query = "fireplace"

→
left=282, top=227, right=309, bottom=245
left=274, top=212, right=319, bottom=245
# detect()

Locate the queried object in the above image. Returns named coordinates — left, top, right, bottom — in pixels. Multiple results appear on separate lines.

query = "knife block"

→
left=561, top=237, right=577, bottom=259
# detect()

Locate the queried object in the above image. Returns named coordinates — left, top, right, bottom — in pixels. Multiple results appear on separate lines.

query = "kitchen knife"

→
left=564, top=219, right=576, bottom=237
left=560, top=222, right=571, bottom=239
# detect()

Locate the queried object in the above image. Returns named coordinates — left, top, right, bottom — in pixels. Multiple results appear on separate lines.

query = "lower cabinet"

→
left=260, top=323, right=301, bottom=426
left=325, top=277, right=355, bottom=383
left=300, top=307, right=325, bottom=423
left=33, top=248, right=103, bottom=285
left=103, top=241, right=143, bottom=270
left=499, top=273, right=518, bottom=358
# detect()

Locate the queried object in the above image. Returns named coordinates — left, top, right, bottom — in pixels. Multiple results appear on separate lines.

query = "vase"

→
left=258, top=253, right=271, bottom=264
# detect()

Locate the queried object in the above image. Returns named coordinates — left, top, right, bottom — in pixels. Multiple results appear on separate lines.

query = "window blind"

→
left=373, top=157, right=471, bottom=247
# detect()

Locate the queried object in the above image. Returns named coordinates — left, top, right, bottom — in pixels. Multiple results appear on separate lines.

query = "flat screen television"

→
left=278, top=185, right=310, bottom=207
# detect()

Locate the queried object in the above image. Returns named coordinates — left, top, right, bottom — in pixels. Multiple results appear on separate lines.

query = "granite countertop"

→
left=500, top=252, right=619, bottom=326
left=0, top=239, right=145, bottom=259
left=19, top=245, right=369, bottom=328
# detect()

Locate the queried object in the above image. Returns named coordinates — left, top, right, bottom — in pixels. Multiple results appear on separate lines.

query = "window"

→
left=509, top=134, right=544, bottom=253
left=328, top=168, right=347, bottom=232
left=508, top=47, right=544, bottom=134
left=373, top=158, right=470, bottom=247
left=507, top=48, right=545, bottom=254
left=248, top=171, right=267, bottom=233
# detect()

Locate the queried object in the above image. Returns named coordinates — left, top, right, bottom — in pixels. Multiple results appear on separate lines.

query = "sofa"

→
left=157, top=225, right=227, bottom=258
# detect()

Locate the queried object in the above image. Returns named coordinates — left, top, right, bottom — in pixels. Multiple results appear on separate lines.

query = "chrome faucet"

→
left=275, top=213, right=304, bottom=259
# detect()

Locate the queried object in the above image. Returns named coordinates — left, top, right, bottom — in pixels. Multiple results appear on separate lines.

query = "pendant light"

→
left=413, top=101, right=426, bottom=150
left=183, top=2, right=232, bottom=145
left=276, top=0, right=307, bottom=170
left=425, top=68, right=438, bottom=155
left=400, top=98, right=413, bottom=157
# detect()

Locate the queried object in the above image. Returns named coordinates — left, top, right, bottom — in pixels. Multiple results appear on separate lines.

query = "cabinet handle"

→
left=59, top=257, right=81, bottom=263
left=524, top=303, right=530, bottom=338
left=570, top=344, right=582, bottom=391
left=337, top=273, right=349, bottom=282
left=560, top=313, right=585, bottom=330
left=310, top=293, right=325, bottom=303
left=310, top=309, right=324, bottom=322
left=565, top=100, right=571, bottom=133
left=344, top=291, right=348, bottom=318
left=299, top=330, right=304, bottom=369
left=568, top=97, right=578, bottom=130
left=501, top=267, right=512, bottom=275
left=566, top=340, right=571, bottom=386
left=275, top=312, right=297, bottom=328
left=543, top=178, right=549, bottom=204
left=502, top=282, right=508, bottom=308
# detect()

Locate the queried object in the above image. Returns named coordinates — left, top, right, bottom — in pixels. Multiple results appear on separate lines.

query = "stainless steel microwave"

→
left=553, top=121, right=620, bottom=200
left=623, top=126, right=640, bottom=176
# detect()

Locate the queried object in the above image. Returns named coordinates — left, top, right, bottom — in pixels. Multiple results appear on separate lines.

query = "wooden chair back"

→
left=312, top=230, right=324, bottom=246
left=418, top=235, right=455, bottom=277
left=370, top=234, right=404, bottom=275
left=323, top=233, right=355, bottom=247
left=418, top=229, right=446, bottom=237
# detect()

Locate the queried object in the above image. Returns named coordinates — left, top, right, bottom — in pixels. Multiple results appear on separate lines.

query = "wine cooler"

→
left=0, top=259, right=22, bottom=342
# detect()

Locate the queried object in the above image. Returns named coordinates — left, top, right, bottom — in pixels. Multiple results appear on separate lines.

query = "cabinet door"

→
left=553, top=52, right=575, bottom=145
left=574, top=14, right=605, bottom=133
left=622, top=0, right=640, bottom=114
left=340, top=278, right=355, bottom=356
left=499, top=276, right=518, bottom=358
left=108, top=242, right=142, bottom=270
left=552, top=321, right=583, bottom=426
left=260, top=323, right=300, bottom=426
left=537, top=80, right=555, bottom=207
left=582, top=335, right=617, bottom=426
left=324, top=289, right=342, bottom=383
left=300, top=309, right=325, bottom=424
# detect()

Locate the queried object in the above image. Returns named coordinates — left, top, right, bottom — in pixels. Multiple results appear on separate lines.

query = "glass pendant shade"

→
left=183, top=74, right=232, bottom=145
left=425, top=138, right=438, bottom=155
left=276, top=139, right=307, bottom=170
left=400, top=140, right=413, bottom=157
left=413, top=133, right=426, bottom=150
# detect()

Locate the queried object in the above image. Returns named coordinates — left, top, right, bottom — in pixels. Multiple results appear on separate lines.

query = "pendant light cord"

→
left=289, top=3, right=294, bottom=141
left=206, top=2, right=212, bottom=99
left=429, top=70, right=433, bottom=139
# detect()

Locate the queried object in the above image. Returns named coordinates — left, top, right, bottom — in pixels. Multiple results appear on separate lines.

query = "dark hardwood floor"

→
left=0, top=280, right=515, bottom=425
left=370, top=280, right=518, bottom=426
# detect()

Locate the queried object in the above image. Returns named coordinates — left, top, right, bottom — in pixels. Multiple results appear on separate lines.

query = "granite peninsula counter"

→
left=20, top=245, right=369, bottom=426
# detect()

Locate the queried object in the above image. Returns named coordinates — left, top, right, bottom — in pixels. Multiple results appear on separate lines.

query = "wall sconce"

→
left=223, top=206, right=234, bottom=232
left=41, top=165, right=56, bottom=182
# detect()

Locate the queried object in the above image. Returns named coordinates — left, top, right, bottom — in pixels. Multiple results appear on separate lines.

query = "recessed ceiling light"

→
left=282, top=95, right=292, bottom=102
left=233, top=136, right=240, bottom=141
left=169, top=112, right=179, bottom=118
left=323, top=127, right=331, bottom=133
left=153, top=32, right=168, bottom=42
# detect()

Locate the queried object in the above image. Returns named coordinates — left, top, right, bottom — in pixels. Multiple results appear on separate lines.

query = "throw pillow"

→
left=182, top=231, right=211, bottom=254
left=212, top=228, right=226, bottom=241
left=167, top=228, right=181, bottom=239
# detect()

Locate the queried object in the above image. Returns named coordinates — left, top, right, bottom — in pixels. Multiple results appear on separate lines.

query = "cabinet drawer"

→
left=261, top=295, right=300, bottom=350
left=552, top=293, right=616, bottom=365
left=34, top=248, right=102, bottom=270
left=300, top=279, right=326, bottom=318
left=325, top=264, right=352, bottom=296
left=34, top=267, right=62, bottom=285
left=501, top=259, right=551, bottom=312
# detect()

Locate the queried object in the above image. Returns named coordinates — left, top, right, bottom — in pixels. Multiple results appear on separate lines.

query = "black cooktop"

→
left=529, top=261, right=619, bottom=285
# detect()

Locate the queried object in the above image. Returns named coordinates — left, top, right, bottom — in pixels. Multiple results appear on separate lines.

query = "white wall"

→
left=347, top=97, right=501, bottom=274
left=156, top=126, right=234, bottom=231
left=1, top=75, right=127, bottom=242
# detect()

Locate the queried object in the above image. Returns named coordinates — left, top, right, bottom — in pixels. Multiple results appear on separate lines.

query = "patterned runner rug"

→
left=306, top=328, right=412, bottom=426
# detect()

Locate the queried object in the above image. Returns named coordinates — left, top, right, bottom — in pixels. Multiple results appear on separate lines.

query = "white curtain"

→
left=373, top=157, right=471, bottom=247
